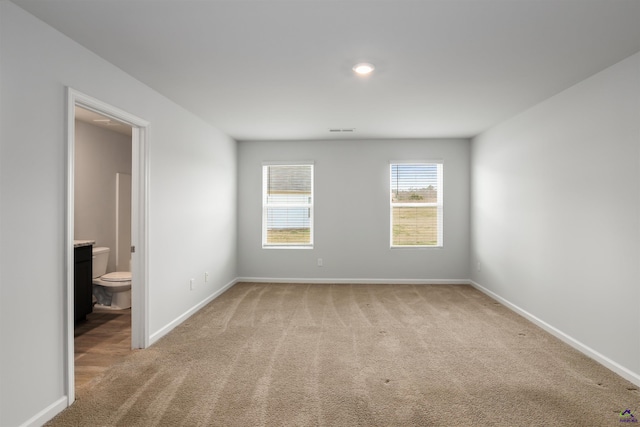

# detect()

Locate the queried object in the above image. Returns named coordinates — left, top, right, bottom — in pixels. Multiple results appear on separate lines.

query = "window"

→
left=390, top=163, right=443, bottom=247
left=262, top=163, right=314, bottom=248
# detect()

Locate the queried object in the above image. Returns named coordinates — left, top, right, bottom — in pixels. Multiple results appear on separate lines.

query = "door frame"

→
left=65, top=88, right=150, bottom=404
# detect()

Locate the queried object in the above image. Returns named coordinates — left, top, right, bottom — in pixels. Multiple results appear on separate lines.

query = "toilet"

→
left=92, top=247, right=132, bottom=310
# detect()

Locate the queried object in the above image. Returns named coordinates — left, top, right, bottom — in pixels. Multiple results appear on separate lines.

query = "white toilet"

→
left=92, top=247, right=132, bottom=310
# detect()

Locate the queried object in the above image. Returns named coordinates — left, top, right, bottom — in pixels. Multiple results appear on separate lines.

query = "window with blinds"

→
left=262, top=164, right=314, bottom=248
left=390, top=163, right=443, bottom=247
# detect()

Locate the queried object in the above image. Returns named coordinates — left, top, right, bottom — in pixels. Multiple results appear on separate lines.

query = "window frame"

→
left=262, top=162, right=314, bottom=249
left=389, top=161, right=443, bottom=248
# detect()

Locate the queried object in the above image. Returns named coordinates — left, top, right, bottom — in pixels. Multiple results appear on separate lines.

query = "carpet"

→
left=47, top=283, right=640, bottom=426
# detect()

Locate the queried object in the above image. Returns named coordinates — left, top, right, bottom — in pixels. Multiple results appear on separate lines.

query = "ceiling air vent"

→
left=329, top=128, right=355, bottom=133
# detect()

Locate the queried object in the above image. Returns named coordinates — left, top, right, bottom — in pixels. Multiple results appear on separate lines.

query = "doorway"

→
left=66, top=88, right=149, bottom=404
left=74, top=106, right=132, bottom=388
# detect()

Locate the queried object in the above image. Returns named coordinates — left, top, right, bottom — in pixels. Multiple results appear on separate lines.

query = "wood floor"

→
left=74, top=308, right=132, bottom=389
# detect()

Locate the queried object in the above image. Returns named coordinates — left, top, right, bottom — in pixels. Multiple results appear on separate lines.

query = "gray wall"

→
left=75, top=121, right=131, bottom=274
left=471, top=52, right=640, bottom=380
left=238, top=138, right=470, bottom=281
left=0, top=3, right=237, bottom=426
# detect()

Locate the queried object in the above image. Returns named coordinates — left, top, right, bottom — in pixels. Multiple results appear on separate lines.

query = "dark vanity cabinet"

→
left=74, top=245, right=93, bottom=323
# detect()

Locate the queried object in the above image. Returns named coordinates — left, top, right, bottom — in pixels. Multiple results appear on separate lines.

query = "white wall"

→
left=471, top=52, right=640, bottom=381
left=238, top=138, right=470, bottom=282
left=75, top=121, right=132, bottom=273
left=0, top=2, right=237, bottom=426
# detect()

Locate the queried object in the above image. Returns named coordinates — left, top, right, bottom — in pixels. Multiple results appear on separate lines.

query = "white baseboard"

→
left=469, top=280, right=640, bottom=387
left=149, top=278, right=238, bottom=346
left=20, top=396, right=67, bottom=427
left=236, top=277, right=471, bottom=285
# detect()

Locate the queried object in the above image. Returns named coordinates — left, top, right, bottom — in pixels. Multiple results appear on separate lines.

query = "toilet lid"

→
left=101, top=271, right=132, bottom=282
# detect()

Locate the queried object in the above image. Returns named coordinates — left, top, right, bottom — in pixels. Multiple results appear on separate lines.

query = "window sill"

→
left=262, top=245, right=314, bottom=250
left=390, top=245, right=443, bottom=249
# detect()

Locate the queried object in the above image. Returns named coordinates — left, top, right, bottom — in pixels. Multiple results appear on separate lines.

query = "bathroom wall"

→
left=75, top=120, right=131, bottom=274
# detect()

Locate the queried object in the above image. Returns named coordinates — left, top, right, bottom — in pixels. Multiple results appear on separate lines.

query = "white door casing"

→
left=66, top=87, right=150, bottom=405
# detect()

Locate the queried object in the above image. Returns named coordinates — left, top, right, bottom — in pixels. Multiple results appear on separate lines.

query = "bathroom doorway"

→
left=66, top=88, right=149, bottom=404
left=73, top=106, right=132, bottom=389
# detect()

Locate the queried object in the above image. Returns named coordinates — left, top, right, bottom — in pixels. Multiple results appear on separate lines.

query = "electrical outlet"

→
left=317, top=258, right=323, bottom=267
left=476, top=262, right=481, bottom=272
left=190, top=278, right=195, bottom=290
left=204, top=272, right=209, bottom=283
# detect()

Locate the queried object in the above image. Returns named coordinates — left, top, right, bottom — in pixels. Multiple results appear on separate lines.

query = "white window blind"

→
left=390, top=163, right=443, bottom=247
left=262, top=164, right=313, bottom=247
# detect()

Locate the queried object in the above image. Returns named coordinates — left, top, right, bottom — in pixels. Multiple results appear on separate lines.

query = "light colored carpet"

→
left=48, top=283, right=639, bottom=426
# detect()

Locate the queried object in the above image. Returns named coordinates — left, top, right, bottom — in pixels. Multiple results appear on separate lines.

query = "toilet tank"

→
left=92, top=247, right=110, bottom=278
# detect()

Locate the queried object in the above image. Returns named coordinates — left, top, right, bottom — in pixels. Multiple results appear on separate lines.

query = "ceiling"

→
left=75, top=107, right=133, bottom=137
left=12, top=0, right=640, bottom=141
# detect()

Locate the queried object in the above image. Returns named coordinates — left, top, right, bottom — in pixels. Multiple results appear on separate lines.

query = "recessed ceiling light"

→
left=92, top=118, right=121, bottom=127
left=352, top=62, right=375, bottom=76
